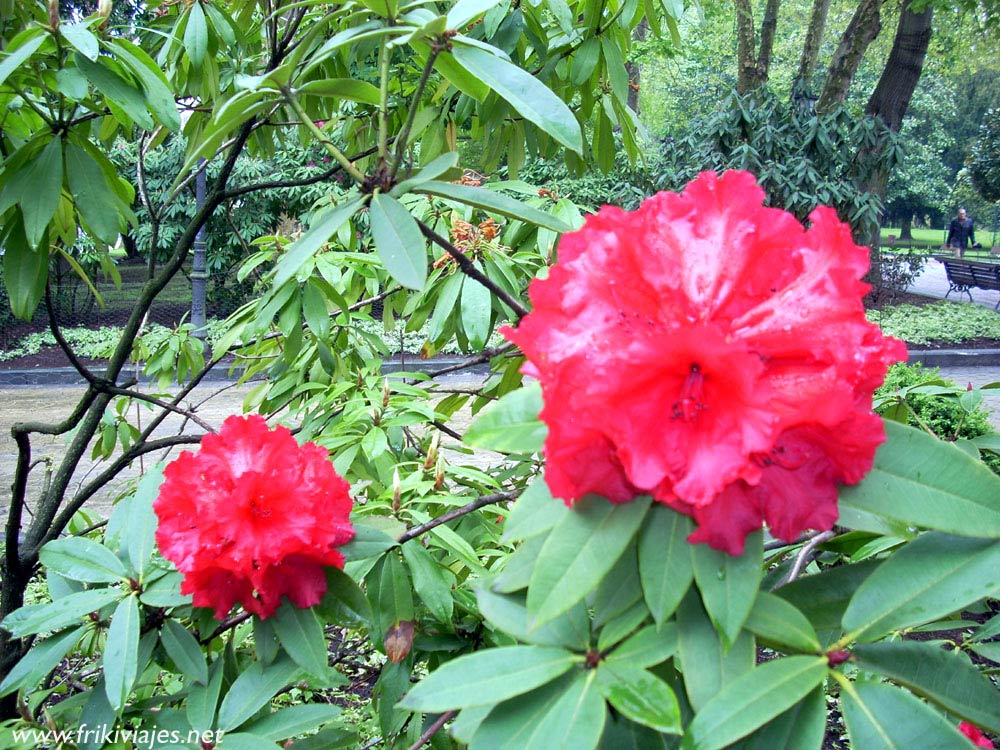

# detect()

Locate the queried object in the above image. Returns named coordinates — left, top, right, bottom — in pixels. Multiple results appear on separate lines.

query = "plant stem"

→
left=284, top=90, right=365, bottom=183
left=391, top=46, right=441, bottom=178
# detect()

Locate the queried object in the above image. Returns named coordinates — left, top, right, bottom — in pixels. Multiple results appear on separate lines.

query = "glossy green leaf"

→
left=461, top=265, right=492, bottom=349
left=447, top=0, right=503, bottom=29
left=217, top=656, right=300, bottom=732
left=681, top=656, right=828, bottom=750
left=340, top=523, right=397, bottom=561
left=597, top=662, right=682, bottom=734
left=501, top=478, right=566, bottom=543
left=245, top=704, right=342, bottom=742
left=468, top=675, right=569, bottom=749
left=17, top=137, right=63, bottom=248
left=0, top=33, right=45, bottom=88
left=107, top=38, right=181, bottom=131
left=2, top=215, right=47, bottom=320
left=0, top=626, right=84, bottom=697
left=465, top=381, right=546, bottom=453
left=518, top=671, right=606, bottom=750
left=39, top=536, right=128, bottom=584
left=370, top=552, right=414, bottom=640
left=273, top=603, right=328, bottom=677
left=61, top=23, right=100, bottom=61
left=184, top=2, right=209, bottom=71
left=841, top=681, right=972, bottom=750
left=639, top=505, right=694, bottom=626
left=78, top=679, right=117, bottom=750
left=852, top=641, right=1000, bottom=733
left=272, top=196, right=364, bottom=287
left=187, top=659, right=224, bottom=732
left=104, top=595, right=140, bottom=711
left=161, top=619, right=209, bottom=686
left=571, top=37, right=601, bottom=86
left=450, top=44, right=582, bottom=152
left=369, top=193, right=427, bottom=290
left=64, top=142, right=126, bottom=244
left=400, top=541, right=454, bottom=623
left=75, top=53, right=154, bottom=130
left=1, top=588, right=121, bottom=638
left=418, top=180, right=571, bottom=232
left=298, top=78, right=381, bottom=105
left=676, top=590, right=755, bottom=711
left=426, top=271, right=463, bottom=342
left=527, top=495, right=651, bottom=628
left=840, top=420, right=1000, bottom=538
left=605, top=623, right=678, bottom=669
left=692, top=531, right=763, bottom=648
left=745, top=592, right=821, bottom=654
left=127, top=466, right=163, bottom=578
left=593, top=542, right=644, bottom=626
left=398, top=646, right=577, bottom=711
left=476, top=585, right=589, bottom=649
left=774, top=560, right=879, bottom=646
left=493, top=534, right=546, bottom=593
left=735, top=683, right=826, bottom=750
left=842, top=533, right=1000, bottom=641
left=216, top=732, right=282, bottom=750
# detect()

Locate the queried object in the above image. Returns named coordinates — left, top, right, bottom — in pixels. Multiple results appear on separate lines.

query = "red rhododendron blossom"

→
left=154, top=415, right=354, bottom=619
left=504, top=170, right=906, bottom=554
left=960, top=722, right=995, bottom=749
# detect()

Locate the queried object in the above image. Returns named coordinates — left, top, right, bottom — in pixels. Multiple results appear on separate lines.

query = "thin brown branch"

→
left=425, top=342, right=516, bottom=379
left=397, top=491, right=517, bottom=544
left=406, top=711, right=457, bottom=750
left=103, top=386, right=217, bottom=434
left=775, top=530, right=837, bottom=588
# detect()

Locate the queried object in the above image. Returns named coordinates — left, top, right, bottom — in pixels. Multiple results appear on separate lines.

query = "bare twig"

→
left=397, top=491, right=517, bottom=544
left=775, top=530, right=837, bottom=588
left=406, top=711, right=457, bottom=750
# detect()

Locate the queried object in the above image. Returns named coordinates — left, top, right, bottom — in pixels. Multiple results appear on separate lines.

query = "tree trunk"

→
left=899, top=213, right=913, bottom=240
left=817, top=0, right=884, bottom=113
left=755, top=0, right=782, bottom=87
left=794, top=0, right=831, bottom=94
left=626, top=18, right=648, bottom=114
left=733, top=0, right=757, bottom=94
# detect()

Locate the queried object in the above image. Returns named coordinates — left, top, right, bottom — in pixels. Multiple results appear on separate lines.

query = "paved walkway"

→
left=906, top=255, right=1000, bottom=309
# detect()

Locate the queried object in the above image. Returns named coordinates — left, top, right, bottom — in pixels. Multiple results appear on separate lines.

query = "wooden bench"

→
left=935, top=256, right=1000, bottom=310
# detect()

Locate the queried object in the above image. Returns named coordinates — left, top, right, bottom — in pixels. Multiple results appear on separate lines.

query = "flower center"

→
left=672, top=363, right=707, bottom=422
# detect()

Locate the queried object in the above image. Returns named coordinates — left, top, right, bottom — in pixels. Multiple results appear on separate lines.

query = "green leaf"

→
left=2, top=215, right=48, bottom=320
left=676, top=590, right=754, bottom=712
left=417, top=180, right=571, bottom=232
left=571, top=37, right=600, bottom=86
left=476, top=585, right=589, bottom=649
left=681, top=656, right=828, bottom=750
left=61, top=23, right=100, bottom=61
left=184, top=2, right=209, bottom=71
left=107, top=38, right=181, bottom=131
left=370, top=552, right=414, bottom=640
left=273, top=602, right=329, bottom=678
left=245, top=704, right=342, bottom=742
left=852, top=641, right=1000, bottom=733
left=74, top=53, right=154, bottom=130
left=298, top=78, right=381, bottom=105
left=216, top=732, right=282, bottom=750
left=39, top=537, right=128, bottom=584
left=0, top=33, right=45, bottom=89
left=398, top=646, right=577, bottom=711
left=316, top=567, right=372, bottom=628
left=188, top=659, right=225, bottom=732
left=839, top=420, right=1000, bottom=538
left=527, top=495, right=651, bottom=628
left=447, top=0, right=503, bottom=29
left=841, top=533, right=1000, bottom=641
left=841, top=681, right=972, bottom=750
left=0, top=626, right=84, bottom=698
left=426, top=271, right=463, bottom=342
left=272, top=196, right=364, bottom=287
left=639, top=504, right=694, bottom=626
left=369, top=193, right=428, bottom=291
left=518, top=671, right=606, bottom=750
left=736, top=683, right=826, bottom=750
left=597, top=662, right=682, bottom=734
left=217, top=656, right=300, bottom=732
left=450, top=44, right=582, bottom=153
left=593, top=542, right=644, bottom=626
left=127, top=466, right=163, bottom=578
left=745, top=592, right=821, bottom=654
left=692, top=531, right=762, bottom=648
left=1, top=588, right=121, bottom=638
left=78, top=679, right=117, bottom=750
left=461, top=265, right=492, bottom=349
left=774, top=560, right=879, bottom=646
left=64, top=142, right=127, bottom=244
left=400, top=541, right=454, bottom=623
left=465, top=382, right=546, bottom=453
left=104, top=595, right=140, bottom=712
left=339, top=523, right=397, bottom=561
left=467, top=674, right=570, bottom=748
left=160, top=619, right=209, bottom=686
left=16, top=137, right=63, bottom=248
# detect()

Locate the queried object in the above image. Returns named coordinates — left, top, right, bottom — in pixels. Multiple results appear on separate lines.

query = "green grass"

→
left=880, top=227, right=944, bottom=246
left=868, top=300, right=1000, bottom=345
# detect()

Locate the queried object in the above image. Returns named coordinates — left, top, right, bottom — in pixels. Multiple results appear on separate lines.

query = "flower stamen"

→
left=672, top=363, right=707, bottom=422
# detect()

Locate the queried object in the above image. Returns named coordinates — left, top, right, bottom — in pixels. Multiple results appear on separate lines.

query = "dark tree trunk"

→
left=794, top=0, right=831, bottom=94
left=899, top=213, right=914, bottom=240
left=733, top=0, right=757, bottom=94
left=817, top=0, right=884, bottom=113
left=626, top=18, right=648, bottom=114
left=755, top=0, right=782, bottom=86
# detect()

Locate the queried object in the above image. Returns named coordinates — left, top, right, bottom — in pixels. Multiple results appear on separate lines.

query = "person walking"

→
left=944, top=207, right=976, bottom=256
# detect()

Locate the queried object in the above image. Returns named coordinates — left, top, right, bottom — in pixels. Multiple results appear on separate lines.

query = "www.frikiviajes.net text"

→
left=11, top=724, right=224, bottom=748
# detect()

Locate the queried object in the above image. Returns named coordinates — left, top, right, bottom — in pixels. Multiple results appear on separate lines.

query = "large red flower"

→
left=504, top=170, right=906, bottom=554
left=960, top=722, right=995, bottom=748
left=154, top=415, right=354, bottom=618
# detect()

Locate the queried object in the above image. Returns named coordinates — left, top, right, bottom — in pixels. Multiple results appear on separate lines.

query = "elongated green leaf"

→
left=852, top=641, right=1000, bottom=733
left=775, top=560, right=879, bottom=646
left=0, top=33, right=45, bottom=88
left=184, top=2, right=209, bottom=71
left=426, top=271, right=463, bottom=342
left=692, top=531, right=762, bottom=648
left=840, top=420, right=1000, bottom=538
left=245, top=704, right=342, bottom=742
left=519, top=671, right=606, bottom=750
left=273, top=196, right=365, bottom=287
left=447, top=0, right=503, bottom=29
left=0, top=626, right=84, bottom=697
left=1, top=588, right=121, bottom=638
left=217, top=656, right=300, bottom=731
left=78, top=678, right=117, bottom=750
left=216, top=732, right=282, bottom=750
left=75, top=53, right=154, bottom=130
left=476, top=585, right=589, bottom=649
left=465, top=382, right=546, bottom=453
left=339, top=523, right=396, bottom=561
left=682, top=656, right=828, bottom=750
left=841, top=681, right=971, bottom=750
left=298, top=78, right=380, bottom=105
left=737, top=684, right=826, bottom=750
left=639, top=505, right=694, bottom=626
left=2, top=215, right=48, bottom=320
left=369, top=193, right=427, bottom=290
left=501, top=478, right=566, bottom=543
left=571, top=37, right=601, bottom=86
left=61, top=23, right=100, bottom=61
left=468, top=675, right=569, bottom=749
left=273, top=602, right=329, bottom=677
left=40, top=537, right=128, bottom=584
left=745, top=592, right=821, bottom=654
left=370, top=552, right=414, bottom=640
left=127, top=466, right=163, bottom=578
left=160, top=619, right=208, bottom=686
left=842, top=533, right=1000, bottom=641
left=400, top=541, right=454, bottom=623
left=597, top=662, right=682, bottom=734
left=108, top=38, right=181, bottom=131
left=188, top=659, right=225, bottom=732
left=450, top=44, right=582, bottom=152
left=527, top=496, right=651, bottom=628
left=392, top=152, right=460, bottom=197
left=676, top=590, right=754, bottom=712
left=593, top=542, right=644, bottom=626
left=104, top=595, right=140, bottom=711
left=605, top=624, right=678, bottom=669
left=417, top=180, right=570, bottom=232
left=64, top=142, right=126, bottom=243
left=16, top=137, right=63, bottom=248
left=398, top=646, right=577, bottom=711
left=461, top=264, right=492, bottom=349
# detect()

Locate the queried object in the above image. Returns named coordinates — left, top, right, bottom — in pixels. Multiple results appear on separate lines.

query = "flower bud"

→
left=433, top=456, right=446, bottom=490
left=382, top=378, right=391, bottom=408
left=48, top=0, right=59, bottom=29
left=423, top=432, right=440, bottom=470
left=98, top=0, right=113, bottom=24
left=384, top=620, right=415, bottom=663
left=391, top=468, right=401, bottom=514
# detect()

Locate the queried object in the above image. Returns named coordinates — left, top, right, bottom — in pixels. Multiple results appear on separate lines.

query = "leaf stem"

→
left=284, top=89, right=365, bottom=183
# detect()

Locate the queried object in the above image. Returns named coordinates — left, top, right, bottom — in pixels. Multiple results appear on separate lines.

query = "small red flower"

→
left=504, top=170, right=906, bottom=554
left=960, top=722, right=995, bottom=749
left=154, top=415, right=354, bottom=619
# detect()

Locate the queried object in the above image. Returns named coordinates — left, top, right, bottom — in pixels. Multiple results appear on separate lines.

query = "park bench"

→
left=935, top=255, right=1000, bottom=310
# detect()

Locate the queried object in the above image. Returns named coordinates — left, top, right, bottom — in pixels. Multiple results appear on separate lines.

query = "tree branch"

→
left=397, top=491, right=517, bottom=544
left=406, top=712, right=457, bottom=750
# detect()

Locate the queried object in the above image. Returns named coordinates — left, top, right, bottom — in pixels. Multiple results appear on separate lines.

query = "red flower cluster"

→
left=505, top=170, right=906, bottom=554
left=960, top=722, right=995, bottom=749
left=154, top=415, right=354, bottom=618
